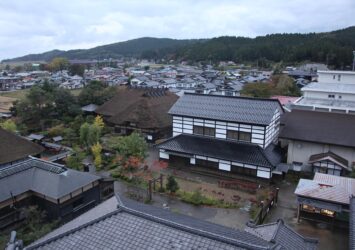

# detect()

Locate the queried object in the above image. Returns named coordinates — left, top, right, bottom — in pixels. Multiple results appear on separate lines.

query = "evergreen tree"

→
left=166, top=176, right=179, bottom=194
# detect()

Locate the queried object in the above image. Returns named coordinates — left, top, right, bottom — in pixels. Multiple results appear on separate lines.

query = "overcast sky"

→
left=1, top=0, right=355, bottom=60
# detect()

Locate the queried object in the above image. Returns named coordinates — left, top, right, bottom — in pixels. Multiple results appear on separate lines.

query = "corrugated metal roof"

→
left=295, top=173, right=355, bottom=204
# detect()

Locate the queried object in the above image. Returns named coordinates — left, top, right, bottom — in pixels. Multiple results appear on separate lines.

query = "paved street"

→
left=266, top=180, right=348, bottom=250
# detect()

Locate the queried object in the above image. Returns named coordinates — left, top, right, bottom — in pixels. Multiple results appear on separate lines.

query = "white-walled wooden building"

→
left=157, top=93, right=284, bottom=180
left=280, top=110, right=355, bottom=176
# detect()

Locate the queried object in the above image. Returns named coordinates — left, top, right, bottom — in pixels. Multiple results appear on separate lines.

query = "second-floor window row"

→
left=193, top=125, right=252, bottom=142
left=193, top=125, right=215, bottom=136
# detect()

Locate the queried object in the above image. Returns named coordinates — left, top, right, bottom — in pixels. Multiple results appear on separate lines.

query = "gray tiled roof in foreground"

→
left=29, top=196, right=120, bottom=247
left=245, top=220, right=318, bottom=250
left=26, top=195, right=320, bottom=250
left=157, top=134, right=281, bottom=168
left=0, top=157, right=101, bottom=202
left=350, top=196, right=355, bottom=250
left=26, top=195, right=273, bottom=250
left=168, top=93, right=283, bottom=125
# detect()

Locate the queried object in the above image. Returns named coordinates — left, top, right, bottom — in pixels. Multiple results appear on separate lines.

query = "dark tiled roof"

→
left=279, top=110, right=355, bottom=148
left=29, top=197, right=120, bottom=247
left=350, top=196, right=355, bottom=250
left=0, top=158, right=101, bottom=202
left=245, top=220, right=318, bottom=250
left=0, top=128, right=44, bottom=165
left=95, top=87, right=178, bottom=129
left=157, top=134, right=281, bottom=168
left=309, top=151, right=349, bottom=169
left=168, top=93, right=282, bottom=125
left=27, top=195, right=274, bottom=250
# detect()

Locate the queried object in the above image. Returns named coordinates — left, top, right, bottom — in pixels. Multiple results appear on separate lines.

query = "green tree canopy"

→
left=78, top=81, right=116, bottom=106
left=79, top=122, right=102, bottom=148
left=166, top=176, right=179, bottom=194
left=240, top=83, right=273, bottom=98
left=0, top=119, right=17, bottom=132
left=12, top=81, right=81, bottom=129
left=49, top=57, right=69, bottom=72
left=69, top=64, right=86, bottom=76
left=107, top=132, right=148, bottom=160
left=271, top=74, right=301, bottom=96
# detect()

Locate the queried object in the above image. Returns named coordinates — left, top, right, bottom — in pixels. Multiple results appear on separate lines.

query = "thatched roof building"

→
left=0, top=128, right=44, bottom=165
left=96, top=87, right=178, bottom=141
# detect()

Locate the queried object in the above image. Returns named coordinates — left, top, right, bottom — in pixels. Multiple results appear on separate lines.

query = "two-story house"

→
left=157, top=93, right=284, bottom=180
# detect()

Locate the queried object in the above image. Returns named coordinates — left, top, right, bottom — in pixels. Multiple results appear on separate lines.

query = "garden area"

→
left=107, top=141, right=276, bottom=221
left=0, top=206, right=59, bottom=249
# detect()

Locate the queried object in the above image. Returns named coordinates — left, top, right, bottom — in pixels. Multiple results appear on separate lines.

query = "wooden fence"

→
left=252, top=188, right=279, bottom=225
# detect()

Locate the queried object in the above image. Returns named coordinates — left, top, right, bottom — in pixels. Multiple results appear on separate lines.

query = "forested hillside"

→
left=3, top=37, right=201, bottom=62
left=150, top=26, right=355, bottom=68
left=3, top=27, right=355, bottom=68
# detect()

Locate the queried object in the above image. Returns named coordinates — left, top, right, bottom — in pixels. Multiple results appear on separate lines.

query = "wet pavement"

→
left=265, top=180, right=348, bottom=250
left=113, top=147, right=348, bottom=249
left=115, top=180, right=251, bottom=230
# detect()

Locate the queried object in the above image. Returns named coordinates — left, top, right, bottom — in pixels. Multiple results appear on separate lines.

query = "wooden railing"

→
left=0, top=210, right=26, bottom=229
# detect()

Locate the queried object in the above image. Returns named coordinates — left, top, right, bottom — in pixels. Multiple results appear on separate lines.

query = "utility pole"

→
left=353, top=51, right=355, bottom=71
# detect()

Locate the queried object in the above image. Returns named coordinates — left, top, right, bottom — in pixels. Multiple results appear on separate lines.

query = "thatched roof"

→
left=95, top=87, right=179, bottom=129
left=0, top=96, right=17, bottom=113
left=0, top=128, right=44, bottom=165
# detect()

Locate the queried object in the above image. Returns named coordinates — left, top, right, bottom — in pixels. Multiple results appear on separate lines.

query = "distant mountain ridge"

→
left=2, top=37, right=201, bottom=62
left=167, top=26, right=355, bottom=68
left=3, top=26, right=355, bottom=68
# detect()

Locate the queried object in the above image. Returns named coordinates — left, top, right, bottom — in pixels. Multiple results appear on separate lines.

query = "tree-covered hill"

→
left=2, top=37, right=201, bottom=62
left=166, top=26, right=355, bottom=68
left=3, top=26, right=355, bottom=68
